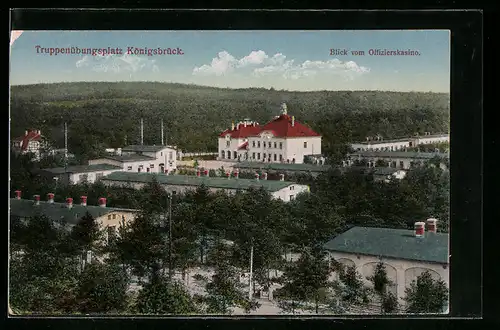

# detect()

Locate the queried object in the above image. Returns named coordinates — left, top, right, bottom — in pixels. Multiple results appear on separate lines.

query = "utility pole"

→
left=64, top=122, right=68, bottom=172
left=140, top=118, right=144, bottom=145
left=248, top=240, right=254, bottom=300
left=168, top=193, right=173, bottom=279
left=161, top=119, right=164, bottom=146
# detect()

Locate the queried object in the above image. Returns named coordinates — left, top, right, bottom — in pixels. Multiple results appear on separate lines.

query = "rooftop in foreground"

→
left=9, top=198, right=137, bottom=225
left=323, top=226, right=449, bottom=264
left=101, top=171, right=301, bottom=192
left=41, top=164, right=122, bottom=174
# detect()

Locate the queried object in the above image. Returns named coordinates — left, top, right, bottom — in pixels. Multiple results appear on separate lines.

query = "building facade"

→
left=218, top=103, right=322, bottom=164
left=351, top=133, right=449, bottom=152
left=348, top=151, right=449, bottom=170
left=11, top=129, right=46, bottom=161
left=100, top=171, right=310, bottom=202
left=324, top=225, right=449, bottom=310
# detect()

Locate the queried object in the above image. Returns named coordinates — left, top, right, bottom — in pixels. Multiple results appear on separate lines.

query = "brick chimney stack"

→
left=47, top=193, right=55, bottom=203
left=255, top=173, right=260, bottom=181
left=98, top=197, right=107, bottom=208
left=14, top=190, right=21, bottom=200
left=196, top=170, right=201, bottom=177
left=66, top=197, right=73, bottom=209
left=426, top=218, right=438, bottom=233
left=80, top=196, right=87, bottom=206
left=414, top=222, right=425, bottom=238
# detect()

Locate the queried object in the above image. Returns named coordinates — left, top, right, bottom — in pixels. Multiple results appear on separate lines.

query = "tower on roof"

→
left=280, top=102, right=288, bottom=115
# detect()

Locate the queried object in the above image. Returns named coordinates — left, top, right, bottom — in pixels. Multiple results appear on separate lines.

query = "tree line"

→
left=10, top=82, right=449, bottom=163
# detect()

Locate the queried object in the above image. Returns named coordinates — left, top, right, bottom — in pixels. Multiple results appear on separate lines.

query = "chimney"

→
left=80, top=195, right=87, bottom=206
left=14, top=190, right=21, bottom=200
left=292, top=116, right=295, bottom=127
left=196, top=170, right=201, bottom=177
left=279, top=174, right=285, bottom=181
left=204, top=169, right=209, bottom=177
left=255, top=173, right=260, bottom=180
left=25, top=130, right=28, bottom=136
left=66, top=197, right=73, bottom=208
left=226, top=172, right=231, bottom=179
left=414, top=222, right=425, bottom=238
left=231, top=122, right=235, bottom=130
left=426, top=218, right=438, bottom=233
left=47, top=193, right=54, bottom=203
left=262, top=172, right=268, bottom=180
left=234, top=171, right=239, bottom=179
left=98, top=197, right=107, bottom=208
left=37, top=130, right=41, bottom=135
left=33, top=194, right=40, bottom=205
left=244, top=122, right=247, bottom=127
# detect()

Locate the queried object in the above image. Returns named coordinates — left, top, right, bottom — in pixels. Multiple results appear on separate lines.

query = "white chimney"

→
left=279, top=174, right=285, bottom=181
left=66, top=197, right=73, bottom=209
left=98, top=197, right=107, bottom=208
left=80, top=195, right=87, bottom=206
left=33, top=194, right=40, bottom=205
left=292, top=116, right=295, bottom=127
left=226, top=172, right=231, bottom=179
left=231, top=122, right=235, bottom=130
left=414, top=222, right=425, bottom=238
left=47, top=192, right=55, bottom=203
left=14, top=190, right=21, bottom=200
left=426, top=218, right=438, bottom=233
left=25, top=130, right=28, bottom=136
left=262, top=172, right=268, bottom=180
left=255, top=173, right=260, bottom=181
left=234, top=171, right=239, bottom=179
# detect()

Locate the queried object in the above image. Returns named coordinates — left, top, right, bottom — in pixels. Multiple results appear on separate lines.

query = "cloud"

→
left=10, top=30, right=23, bottom=46
left=76, top=53, right=159, bottom=74
left=193, top=50, right=370, bottom=80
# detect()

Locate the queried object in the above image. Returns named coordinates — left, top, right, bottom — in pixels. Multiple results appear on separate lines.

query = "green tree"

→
left=134, top=277, right=198, bottom=314
left=69, top=212, right=104, bottom=271
left=403, top=271, right=449, bottom=314
left=74, top=261, right=130, bottom=314
left=367, top=262, right=398, bottom=313
left=276, top=248, right=332, bottom=314
left=333, top=264, right=370, bottom=311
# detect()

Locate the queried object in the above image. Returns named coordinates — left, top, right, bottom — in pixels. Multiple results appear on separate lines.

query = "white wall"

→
left=69, top=169, right=122, bottom=184
left=89, top=149, right=177, bottom=174
left=416, top=136, right=449, bottom=145
left=271, top=183, right=310, bottom=202
left=283, top=137, right=322, bottom=164
left=218, top=137, right=246, bottom=160
left=328, top=251, right=449, bottom=307
left=351, top=141, right=412, bottom=152
left=101, top=179, right=308, bottom=203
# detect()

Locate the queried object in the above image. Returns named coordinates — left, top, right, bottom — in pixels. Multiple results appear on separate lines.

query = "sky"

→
left=9, top=30, right=450, bottom=92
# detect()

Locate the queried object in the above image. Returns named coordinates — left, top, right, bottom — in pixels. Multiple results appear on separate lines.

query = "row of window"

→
left=225, top=141, right=309, bottom=149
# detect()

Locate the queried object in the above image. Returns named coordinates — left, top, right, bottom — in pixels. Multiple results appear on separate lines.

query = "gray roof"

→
left=234, top=162, right=331, bottom=173
left=101, top=171, right=301, bottom=193
left=354, top=134, right=448, bottom=145
left=349, top=151, right=449, bottom=159
left=103, top=154, right=156, bottom=162
left=122, top=145, right=173, bottom=153
left=324, top=226, right=449, bottom=264
left=9, top=198, right=136, bottom=225
left=41, top=164, right=122, bottom=174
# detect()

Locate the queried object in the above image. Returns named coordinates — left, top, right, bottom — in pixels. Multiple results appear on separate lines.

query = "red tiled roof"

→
left=13, top=130, right=42, bottom=151
left=219, top=124, right=262, bottom=138
left=237, top=141, right=249, bottom=150
left=219, top=115, right=320, bottom=139
left=256, top=114, right=321, bottom=138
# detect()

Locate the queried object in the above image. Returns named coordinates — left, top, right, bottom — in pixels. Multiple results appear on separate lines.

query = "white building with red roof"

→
left=218, top=103, right=322, bottom=164
left=11, top=129, right=45, bottom=160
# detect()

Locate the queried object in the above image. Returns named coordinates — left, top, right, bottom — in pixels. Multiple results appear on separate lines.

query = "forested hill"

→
left=10, top=82, right=450, bottom=160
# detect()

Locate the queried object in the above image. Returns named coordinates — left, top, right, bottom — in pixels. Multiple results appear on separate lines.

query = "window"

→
left=274, top=142, right=277, bottom=148
left=290, top=186, right=295, bottom=190
left=127, top=166, right=133, bottom=171
left=257, top=153, right=261, bottom=160
left=274, top=154, right=277, bottom=161
left=108, top=215, right=112, bottom=220
left=227, top=151, right=231, bottom=159
left=279, top=142, right=283, bottom=149
left=226, top=141, right=230, bottom=147
left=268, top=153, right=271, bottom=160
left=172, top=191, right=177, bottom=195
left=257, top=141, right=261, bottom=148
left=268, top=142, right=272, bottom=148
left=146, top=168, right=150, bottom=172
left=169, top=152, right=173, bottom=160
left=304, top=141, right=307, bottom=148
left=112, top=214, right=116, bottom=219
left=252, top=152, right=256, bottom=159
left=399, top=161, right=404, bottom=168
left=221, top=151, right=225, bottom=159
left=279, top=154, right=283, bottom=161
left=252, top=141, right=255, bottom=147
left=150, top=164, right=155, bottom=168
left=233, top=151, right=237, bottom=159
left=161, top=152, right=163, bottom=156
left=290, top=195, right=295, bottom=200
left=263, top=141, right=266, bottom=149
left=79, top=174, right=88, bottom=182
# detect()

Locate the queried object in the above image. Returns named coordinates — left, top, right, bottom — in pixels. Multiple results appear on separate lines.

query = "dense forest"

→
left=10, top=82, right=450, bottom=162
